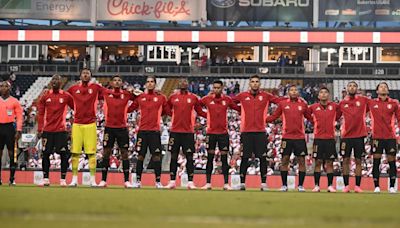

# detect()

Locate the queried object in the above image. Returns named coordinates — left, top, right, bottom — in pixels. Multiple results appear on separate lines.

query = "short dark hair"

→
left=213, top=80, right=223, bottom=86
left=376, top=82, right=389, bottom=91
left=319, top=87, right=330, bottom=93
left=146, top=75, right=157, bottom=84
left=111, top=74, right=122, bottom=81
left=79, top=68, right=92, bottom=76
left=250, top=75, right=260, bottom=80
left=347, top=81, right=358, bottom=87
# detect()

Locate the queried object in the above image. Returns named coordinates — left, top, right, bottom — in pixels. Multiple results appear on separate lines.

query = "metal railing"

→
left=2, top=62, right=400, bottom=78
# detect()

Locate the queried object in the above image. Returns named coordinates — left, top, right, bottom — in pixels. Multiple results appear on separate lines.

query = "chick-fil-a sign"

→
left=98, top=0, right=203, bottom=21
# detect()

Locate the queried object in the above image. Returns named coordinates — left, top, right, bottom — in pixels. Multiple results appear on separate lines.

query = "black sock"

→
left=9, top=156, right=16, bottom=182
left=186, top=154, right=194, bottom=182
left=239, top=157, right=248, bottom=183
left=170, top=157, right=178, bottom=181
left=221, top=154, right=229, bottom=184
left=299, top=171, right=306, bottom=186
left=60, top=152, right=68, bottom=180
left=153, top=159, right=161, bottom=183
left=42, top=153, right=50, bottom=179
left=206, top=154, right=214, bottom=183
left=101, top=158, right=110, bottom=182
left=343, top=175, right=349, bottom=186
left=314, top=172, right=321, bottom=186
left=136, top=159, right=144, bottom=182
left=327, top=173, right=334, bottom=186
left=373, top=158, right=381, bottom=187
left=389, top=161, right=397, bottom=188
left=356, top=176, right=362, bottom=187
left=281, top=170, right=288, bottom=186
left=259, top=157, right=267, bottom=184
left=122, top=160, right=130, bottom=182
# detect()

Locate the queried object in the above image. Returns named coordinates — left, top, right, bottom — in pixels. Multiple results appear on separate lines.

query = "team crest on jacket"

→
left=88, top=89, right=93, bottom=94
left=121, top=94, right=125, bottom=99
left=298, top=106, right=302, bottom=111
left=187, top=98, right=192, bottom=103
left=387, top=104, right=392, bottom=109
left=258, top=96, right=263, bottom=101
left=46, top=98, right=51, bottom=102
left=141, top=97, right=146, bottom=101
left=328, top=105, right=333, bottom=110
left=153, top=97, right=158, bottom=102
left=222, top=100, right=226, bottom=106
left=174, top=98, right=179, bottom=102
left=356, top=101, right=360, bottom=106
left=108, top=94, right=113, bottom=98
left=316, top=107, right=321, bottom=111
left=374, top=104, right=378, bottom=109
left=59, top=98, right=64, bottom=103
left=210, top=101, right=215, bottom=105
left=76, top=90, right=80, bottom=94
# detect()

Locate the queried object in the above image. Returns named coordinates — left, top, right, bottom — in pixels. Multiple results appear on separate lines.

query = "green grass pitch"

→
left=1, top=185, right=399, bottom=228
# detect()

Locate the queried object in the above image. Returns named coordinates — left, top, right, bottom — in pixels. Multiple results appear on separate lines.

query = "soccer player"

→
left=308, top=87, right=340, bottom=193
left=338, top=81, right=369, bottom=193
left=199, top=80, right=240, bottom=190
left=233, top=75, right=282, bottom=191
left=128, top=75, right=170, bottom=189
left=266, top=85, right=312, bottom=192
left=98, top=75, right=135, bottom=188
left=67, top=68, right=103, bottom=187
left=164, top=78, right=206, bottom=190
left=0, top=81, right=22, bottom=186
left=368, top=82, right=400, bottom=193
left=37, top=75, right=74, bottom=187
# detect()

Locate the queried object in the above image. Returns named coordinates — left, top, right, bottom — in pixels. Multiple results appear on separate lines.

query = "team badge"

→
left=316, top=107, right=321, bottom=111
left=344, top=104, right=349, bottom=108
left=187, top=98, right=192, bottom=103
left=174, top=98, right=179, bottom=102
left=222, top=100, right=226, bottom=106
left=154, top=97, right=158, bottom=102
left=245, top=97, right=251, bottom=101
left=387, top=104, right=392, bottom=109
left=328, top=105, right=333, bottom=110
left=59, top=98, right=64, bottom=103
left=356, top=101, right=360, bottom=106
left=46, top=98, right=51, bottom=102
left=210, top=101, right=215, bottom=105
left=374, top=104, right=378, bottom=109
left=121, top=94, right=125, bottom=99
left=258, top=96, right=263, bottom=101
left=298, top=106, right=302, bottom=111
left=284, top=105, right=290, bottom=109
left=76, top=90, right=80, bottom=94
left=141, top=97, right=146, bottom=101
left=108, top=94, right=113, bottom=98
left=88, top=89, right=93, bottom=94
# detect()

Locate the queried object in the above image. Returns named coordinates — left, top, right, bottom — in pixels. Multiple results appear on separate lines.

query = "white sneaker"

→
left=69, top=181, right=78, bottom=187
left=132, top=181, right=142, bottom=189
left=155, top=182, right=164, bottom=189
left=223, top=184, right=233, bottom=191
left=389, top=187, right=397, bottom=194
left=374, top=187, right=381, bottom=193
left=312, top=186, right=320, bottom=192
left=164, top=181, right=176, bottom=189
left=239, top=183, right=246, bottom=191
left=60, top=179, right=67, bottom=187
left=9, top=180, right=16, bottom=186
left=38, top=178, right=50, bottom=187
left=280, top=185, right=288, bottom=192
left=201, top=183, right=212, bottom=190
left=298, top=186, right=306, bottom=192
left=98, top=181, right=107, bottom=188
left=327, top=186, right=336, bottom=193
left=260, top=183, right=268, bottom=191
left=124, top=181, right=133, bottom=188
left=187, top=181, right=197, bottom=190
